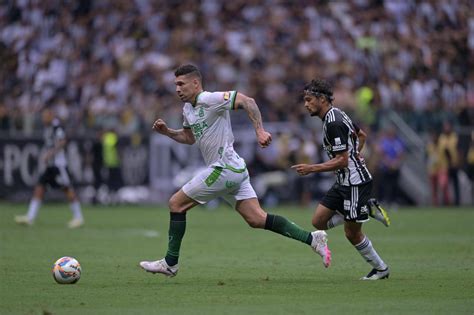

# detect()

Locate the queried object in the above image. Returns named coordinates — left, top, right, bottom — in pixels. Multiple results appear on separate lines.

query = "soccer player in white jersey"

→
left=140, top=64, right=331, bottom=277
left=291, top=79, right=391, bottom=280
left=15, top=108, right=84, bottom=228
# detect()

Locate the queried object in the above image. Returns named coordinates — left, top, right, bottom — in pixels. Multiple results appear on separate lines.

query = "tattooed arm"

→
left=234, top=93, right=272, bottom=147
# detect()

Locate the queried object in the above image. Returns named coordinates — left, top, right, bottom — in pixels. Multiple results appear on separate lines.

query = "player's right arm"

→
left=291, top=151, right=349, bottom=175
left=291, top=120, right=350, bottom=175
left=152, top=119, right=195, bottom=145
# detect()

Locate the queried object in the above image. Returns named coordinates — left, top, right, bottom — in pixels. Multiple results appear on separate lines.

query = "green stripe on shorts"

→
left=205, top=167, right=223, bottom=187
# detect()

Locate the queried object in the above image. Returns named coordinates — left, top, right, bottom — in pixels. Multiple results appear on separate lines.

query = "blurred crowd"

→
left=1, top=0, right=472, bottom=135
left=0, top=0, right=473, bottom=205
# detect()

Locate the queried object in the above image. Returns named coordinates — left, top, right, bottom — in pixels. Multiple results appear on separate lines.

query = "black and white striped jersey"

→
left=322, top=106, right=372, bottom=186
left=44, top=119, right=67, bottom=167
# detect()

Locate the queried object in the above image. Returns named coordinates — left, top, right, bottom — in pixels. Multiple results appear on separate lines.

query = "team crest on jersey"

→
left=198, top=107, right=205, bottom=117
left=225, top=181, right=237, bottom=189
left=223, top=92, right=230, bottom=100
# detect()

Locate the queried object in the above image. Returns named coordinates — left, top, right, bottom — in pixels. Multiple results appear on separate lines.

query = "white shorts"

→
left=182, top=166, right=257, bottom=207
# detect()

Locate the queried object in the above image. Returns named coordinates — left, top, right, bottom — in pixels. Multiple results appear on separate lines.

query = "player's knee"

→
left=245, top=213, right=266, bottom=229
left=312, top=217, right=327, bottom=230
left=168, top=195, right=186, bottom=213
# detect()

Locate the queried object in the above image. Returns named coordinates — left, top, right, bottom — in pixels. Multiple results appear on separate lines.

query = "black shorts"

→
left=38, top=166, right=72, bottom=189
left=320, top=181, right=372, bottom=223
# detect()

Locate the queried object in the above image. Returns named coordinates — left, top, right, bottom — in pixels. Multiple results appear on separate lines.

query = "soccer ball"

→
left=52, top=256, right=82, bottom=284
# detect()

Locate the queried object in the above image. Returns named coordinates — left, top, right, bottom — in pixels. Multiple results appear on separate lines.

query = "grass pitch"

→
left=1, top=202, right=473, bottom=314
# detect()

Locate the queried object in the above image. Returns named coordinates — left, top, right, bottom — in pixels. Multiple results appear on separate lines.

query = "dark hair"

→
left=174, top=64, right=202, bottom=81
left=304, top=79, right=334, bottom=102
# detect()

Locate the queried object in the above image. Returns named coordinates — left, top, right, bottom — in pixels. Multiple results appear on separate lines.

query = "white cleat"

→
left=311, top=231, right=332, bottom=268
left=139, top=258, right=179, bottom=277
left=361, top=267, right=390, bottom=280
left=68, top=218, right=84, bottom=229
left=15, top=215, right=33, bottom=226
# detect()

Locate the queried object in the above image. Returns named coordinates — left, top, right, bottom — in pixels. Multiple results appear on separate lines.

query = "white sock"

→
left=26, top=199, right=41, bottom=221
left=70, top=201, right=83, bottom=220
left=327, top=213, right=344, bottom=229
left=354, top=236, right=387, bottom=270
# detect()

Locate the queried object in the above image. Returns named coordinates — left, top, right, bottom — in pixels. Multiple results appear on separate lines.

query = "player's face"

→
left=303, top=94, right=324, bottom=117
left=175, top=74, right=200, bottom=103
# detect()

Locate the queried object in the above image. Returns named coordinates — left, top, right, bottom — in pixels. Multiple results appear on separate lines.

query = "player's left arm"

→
left=291, top=151, right=348, bottom=175
left=234, top=92, right=272, bottom=148
left=354, top=123, right=367, bottom=153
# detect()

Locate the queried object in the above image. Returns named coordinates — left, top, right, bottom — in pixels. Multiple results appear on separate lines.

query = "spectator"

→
left=466, top=132, right=474, bottom=204
left=376, top=125, right=405, bottom=206
left=438, top=121, right=460, bottom=206
left=426, top=130, right=449, bottom=206
left=102, top=128, right=122, bottom=194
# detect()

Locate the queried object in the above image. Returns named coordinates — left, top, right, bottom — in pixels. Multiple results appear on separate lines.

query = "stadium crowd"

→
left=0, top=0, right=472, bottom=205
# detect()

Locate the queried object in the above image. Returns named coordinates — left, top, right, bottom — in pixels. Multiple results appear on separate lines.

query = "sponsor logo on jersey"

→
left=224, top=92, right=230, bottom=100
left=335, top=137, right=341, bottom=145
left=191, top=121, right=209, bottom=139
left=332, top=144, right=347, bottom=151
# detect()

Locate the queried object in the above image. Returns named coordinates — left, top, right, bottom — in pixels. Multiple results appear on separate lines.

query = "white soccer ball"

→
left=52, top=256, right=82, bottom=284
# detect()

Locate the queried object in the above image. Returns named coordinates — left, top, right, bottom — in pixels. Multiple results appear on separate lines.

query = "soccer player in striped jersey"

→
left=15, top=108, right=84, bottom=228
left=140, top=64, right=331, bottom=277
left=292, top=79, right=390, bottom=280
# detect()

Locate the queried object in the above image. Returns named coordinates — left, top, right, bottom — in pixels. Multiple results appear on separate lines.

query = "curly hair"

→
left=304, top=79, right=334, bottom=102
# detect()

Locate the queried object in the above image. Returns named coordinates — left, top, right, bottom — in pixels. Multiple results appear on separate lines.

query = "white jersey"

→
left=182, top=91, right=245, bottom=171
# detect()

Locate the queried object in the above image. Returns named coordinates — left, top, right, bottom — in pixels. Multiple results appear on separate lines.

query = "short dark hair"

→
left=304, top=79, right=334, bottom=102
left=174, top=64, right=202, bottom=81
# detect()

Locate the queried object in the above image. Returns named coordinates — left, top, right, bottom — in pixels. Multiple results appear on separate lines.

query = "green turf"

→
left=1, top=203, right=473, bottom=315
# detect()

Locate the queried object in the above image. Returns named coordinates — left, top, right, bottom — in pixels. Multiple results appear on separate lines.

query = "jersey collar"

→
left=321, top=106, right=334, bottom=121
left=192, top=91, right=204, bottom=107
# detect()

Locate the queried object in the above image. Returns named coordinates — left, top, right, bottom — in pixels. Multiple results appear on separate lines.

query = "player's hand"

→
left=152, top=119, right=169, bottom=135
left=355, top=152, right=365, bottom=162
left=291, top=164, right=313, bottom=176
left=256, top=130, right=272, bottom=148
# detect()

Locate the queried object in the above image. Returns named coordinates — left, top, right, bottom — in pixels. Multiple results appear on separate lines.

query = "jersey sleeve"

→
left=202, top=91, right=237, bottom=112
left=326, top=121, right=349, bottom=152
left=182, top=111, right=190, bottom=129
